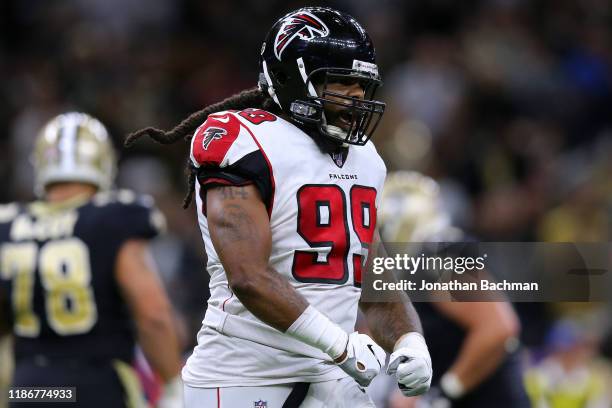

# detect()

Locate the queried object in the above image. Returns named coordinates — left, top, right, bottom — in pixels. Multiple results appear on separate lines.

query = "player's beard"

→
left=305, top=122, right=347, bottom=155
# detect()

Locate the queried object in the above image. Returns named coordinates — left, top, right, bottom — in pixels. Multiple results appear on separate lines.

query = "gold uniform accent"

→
left=0, top=243, right=40, bottom=337
left=1, top=238, right=97, bottom=337
left=380, top=171, right=462, bottom=242
left=39, top=239, right=97, bottom=335
left=0, top=335, right=13, bottom=408
left=112, top=360, right=148, bottom=408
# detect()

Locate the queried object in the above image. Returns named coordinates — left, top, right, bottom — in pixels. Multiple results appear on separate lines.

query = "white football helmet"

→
left=33, top=112, right=116, bottom=197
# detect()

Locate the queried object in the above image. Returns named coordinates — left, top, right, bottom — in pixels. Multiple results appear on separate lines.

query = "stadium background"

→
left=0, top=0, right=611, bottom=406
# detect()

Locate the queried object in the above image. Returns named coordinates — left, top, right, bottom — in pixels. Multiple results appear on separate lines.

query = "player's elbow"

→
left=488, top=309, right=521, bottom=348
left=227, top=267, right=268, bottom=300
left=499, top=312, right=521, bottom=342
left=229, top=277, right=261, bottom=299
left=469, top=304, right=521, bottom=350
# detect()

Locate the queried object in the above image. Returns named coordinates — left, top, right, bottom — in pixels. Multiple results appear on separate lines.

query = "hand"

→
left=335, top=332, right=386, bottom=387
left=157, top=376, right=183, bottom=408
left=386, top=332, right=432, bottom=396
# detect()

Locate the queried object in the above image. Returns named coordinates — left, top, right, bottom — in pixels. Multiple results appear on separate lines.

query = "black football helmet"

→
left=258, top=7, right=385, bottom=146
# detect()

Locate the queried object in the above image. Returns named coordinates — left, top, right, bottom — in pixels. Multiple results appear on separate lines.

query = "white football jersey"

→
left=182, top=108, right=386, bottom=387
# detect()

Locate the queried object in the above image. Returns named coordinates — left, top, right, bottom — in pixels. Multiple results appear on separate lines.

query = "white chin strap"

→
left=318, top=109, right=347, bottom=142
left=324, top=123, right=348, bottom=140
left=261, top=60, right=281, bottom=108
left=296, top=57, right=318, bottom=98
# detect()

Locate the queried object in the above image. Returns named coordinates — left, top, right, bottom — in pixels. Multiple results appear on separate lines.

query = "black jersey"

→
left=414, top=302, right=530, bottom=407
left=408, top=240, right=529, bottom=406
left=0, top=190, right=164, bottom=364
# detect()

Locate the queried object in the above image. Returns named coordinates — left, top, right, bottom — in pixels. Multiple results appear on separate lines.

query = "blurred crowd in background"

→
left=0, top=0, right=611, bottom=406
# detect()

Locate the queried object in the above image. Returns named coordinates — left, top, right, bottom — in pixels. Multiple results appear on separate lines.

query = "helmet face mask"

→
left=259, top=7, right=386, bottom=146
left=305, top=67, right=384, bottom=145
left=33, top=112, right=116, bottom=197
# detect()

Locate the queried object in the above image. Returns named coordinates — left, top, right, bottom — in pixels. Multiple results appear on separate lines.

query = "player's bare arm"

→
left=359, top=293, right=422, bottom=352
left=359, top=230, right=422, bottom=349
left=129, top=7, right=424, bottom=403
left=115, top=239, right=182, bottom=382
left=359, top=229, right=432, bottom=396
left=207, top=184, right=308, bottom=330
left=208, top=184, right=386, bottom=385
left=432, top=301, right=519, bottom=396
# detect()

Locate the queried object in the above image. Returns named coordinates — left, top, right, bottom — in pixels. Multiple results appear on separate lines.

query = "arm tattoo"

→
left=361, top=299, right=423, bottom=352
left=215, top=203, right=257, bottom=243
left=265, top=266, right=307, bottom=306
left=258, top=266, right=308, bottom=329
left=359, top=230, right=423, bottom=352
left=210, top=185, right=307, bottom=332
left=220, top=186, right=249, bottom=200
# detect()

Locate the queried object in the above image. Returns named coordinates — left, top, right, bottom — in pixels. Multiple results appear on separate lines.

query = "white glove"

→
left=336, top=332, right=386, bottom=387
left=386, top=332, right=432, bottom=396
left=157, top=376, right=183, bottom=408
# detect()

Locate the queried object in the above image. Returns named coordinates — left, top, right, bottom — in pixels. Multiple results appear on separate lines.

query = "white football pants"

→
left=184, top=376, right=376, bottom=407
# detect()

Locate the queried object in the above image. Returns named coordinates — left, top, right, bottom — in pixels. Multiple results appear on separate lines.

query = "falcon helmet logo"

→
left=202, top=127, right=226, bottom=150
left=274, top=12, right=329, bottom=60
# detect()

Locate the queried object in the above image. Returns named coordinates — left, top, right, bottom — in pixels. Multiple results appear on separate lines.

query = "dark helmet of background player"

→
left=258, top=7, right=385, bottom=146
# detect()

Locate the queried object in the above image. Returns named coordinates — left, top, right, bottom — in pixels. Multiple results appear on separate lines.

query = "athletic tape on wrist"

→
left=440, top=372, right=465, bottom=399
left=394, top=331, right=428, bottom=352
left=286, top=305, right=348, bottom=360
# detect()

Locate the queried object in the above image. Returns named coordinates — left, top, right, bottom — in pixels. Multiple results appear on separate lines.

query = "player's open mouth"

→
left=338, top=111, right=352, bottom=129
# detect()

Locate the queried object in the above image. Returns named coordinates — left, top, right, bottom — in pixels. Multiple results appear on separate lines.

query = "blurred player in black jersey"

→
left=379, top=172, right=530, bottom=408
left=0, top=113, right=183, bottom=408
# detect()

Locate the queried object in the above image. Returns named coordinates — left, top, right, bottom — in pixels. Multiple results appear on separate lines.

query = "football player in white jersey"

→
left=127, top=7, right=432, bottom=407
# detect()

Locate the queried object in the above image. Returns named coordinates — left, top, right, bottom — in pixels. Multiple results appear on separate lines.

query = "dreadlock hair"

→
left=125, top=87, right=280, bottom=208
